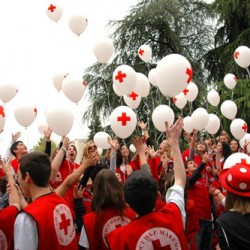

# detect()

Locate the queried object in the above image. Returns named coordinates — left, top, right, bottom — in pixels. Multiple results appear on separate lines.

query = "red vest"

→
left=107, top=203, right=188, bottom=250
left=0, top=206, right=19, bottom=250
left=83, top=207, right=136, bottom=250
left=187, top=175, right=212, bottom=220
left=11, top=158, right=19, bottom=173
left=24, top=192, right=78, bottom=250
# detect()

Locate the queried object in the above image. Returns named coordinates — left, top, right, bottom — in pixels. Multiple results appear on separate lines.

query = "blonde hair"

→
left=226, top=192, right=250, bottom=215
left=81, top=140, right=95, bottom=160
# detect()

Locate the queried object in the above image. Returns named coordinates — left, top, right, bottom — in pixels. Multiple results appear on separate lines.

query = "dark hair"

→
left=91, top=169, right=126, bottom=214
left=124, top=170, right=158, bottom=216
left=230, top=139, right=240, bottom=153
left=220, top=141, right=232, bottom=160
left=116, top=143, right=132, bottom=167
left=19, top=152, right=51, bottom=187
left=10, top=141, right=23, bottom=157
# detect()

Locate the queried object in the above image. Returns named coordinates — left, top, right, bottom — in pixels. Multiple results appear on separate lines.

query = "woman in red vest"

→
left=79, top=169, right=136, bottom=249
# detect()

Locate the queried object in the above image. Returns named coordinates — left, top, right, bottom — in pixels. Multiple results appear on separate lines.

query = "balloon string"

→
left=246, top=68, right=250, bottom=79
left=231, top=90, right=234, bottom=101
left=103, top=81, right=112, bottom=113
left=25, top=127, right=30, bottom=151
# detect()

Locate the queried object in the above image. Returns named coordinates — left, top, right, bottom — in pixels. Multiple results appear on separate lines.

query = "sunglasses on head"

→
left=88, top=145, right=97, bottom=150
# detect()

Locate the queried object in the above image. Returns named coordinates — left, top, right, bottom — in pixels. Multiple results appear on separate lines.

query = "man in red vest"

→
left=14, top=151, right=78, bottom=249
left=106, top=118, right=188, bottom=249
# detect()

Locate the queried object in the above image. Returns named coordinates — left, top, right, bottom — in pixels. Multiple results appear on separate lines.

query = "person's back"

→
left=107, top=118, right=188, bottom=249
left=79, top=169, right=136, bottom=250
left=106, top=170, right=187, bottom=249
left=14, top=151, right=77, bottom=250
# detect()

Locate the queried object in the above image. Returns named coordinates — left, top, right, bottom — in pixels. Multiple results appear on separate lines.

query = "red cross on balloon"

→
left=115, top=71, right=126, bottom=83
left=0, top=106, right=5, bottom=118
left=129, top=92, right=138, bottom=101
left=117, top=112, right=131, bottom=126
left=48, top=4, right=56, bottom=12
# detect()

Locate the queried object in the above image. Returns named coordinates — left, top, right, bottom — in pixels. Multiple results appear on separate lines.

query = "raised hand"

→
left=165, top=117, right=183, bottom=144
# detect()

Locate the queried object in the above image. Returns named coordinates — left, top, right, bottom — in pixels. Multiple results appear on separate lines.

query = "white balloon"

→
left=230, top=118, right=247, bottom=140
left=0, top=83, right=18, bottom=103
left=184, top=82, right=198, bottom=102
left=220, top=100, right=237, bottom=120
left=129, top=144, right=136, bottom=153
left=110, top=106, right=137, bottom=139
left=97, top=147, right=103, bottom=155
left=148, top=68, right=157, bottom=86
left=0, top=105, right=6, bottom=131
left=123, top=92, right=141, bottom=110
left=205, top=114, right=220, bottom=135
left=38, top=123, right=49, bottom=136
left=223, top=152, right=250, bottom=170
left=240, top=134, right=250, bottom=153
left=94, top=132, right=111, bottom=149
left=183, top=116, right=193, bottom=133
left=113, top=84, right=123, bottom=97
left=133, top=73, right=150, bottom=97
left=234, top=46, right=250, bottom=68
left=68, top=15, right=88, bottom=36
left=14, top=103, right=37, bottom=128
left=62, top=78, right=86, bottom=103
left=138, top=44, right=152, bottom=62
left=46, top=106, right=73, bottom=136
left=152, top=105, right=175, bottom=132
left=191, top=108, right=209, bottom=131
left=46, top=4, right=62, bottom=22
left=223, top=73, right=237, bottom=90
left=93, top=38, right=114, bottom=63
left=155, top=54, right=192, bottom=97
left=173, top=92, right=187, bottom=110
left=207, top=89, right=220, bottom=107
left=113, top=65, right=137, bottom=95
left=52, top=73, right=68, bottom=92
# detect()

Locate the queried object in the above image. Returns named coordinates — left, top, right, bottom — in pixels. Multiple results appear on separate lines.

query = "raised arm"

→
left=1, top=157, right=21, bottom=210
left=50, top=137, right=69, bottom=183
left=165, top=117, right=186, bottom=189
left=55, top=156, right=96, bottom=197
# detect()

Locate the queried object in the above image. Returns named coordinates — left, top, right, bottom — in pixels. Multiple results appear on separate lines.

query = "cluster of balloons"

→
left=46, top=4, right=88, bottom=36
left=101, top=44, right=250, bottom=151
left=52, top=73, right=86, bottom=104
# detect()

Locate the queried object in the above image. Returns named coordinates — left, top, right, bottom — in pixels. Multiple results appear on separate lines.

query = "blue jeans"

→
left=195, top=220, right=212, bottom=250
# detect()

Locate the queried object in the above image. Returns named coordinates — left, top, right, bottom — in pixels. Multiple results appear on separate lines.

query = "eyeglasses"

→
left=88, top=145, right=97, bottom=150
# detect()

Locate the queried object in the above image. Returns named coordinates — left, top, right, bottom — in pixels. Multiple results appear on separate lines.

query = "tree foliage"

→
left=82, top=0, right=215, bottom=144
left=32, top=138, right=58, bottom=155
left=204, top=0, right=250, bottom=133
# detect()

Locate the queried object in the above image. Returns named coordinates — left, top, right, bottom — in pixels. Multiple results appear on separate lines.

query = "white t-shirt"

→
left=14, top=212, right=38, bottom=250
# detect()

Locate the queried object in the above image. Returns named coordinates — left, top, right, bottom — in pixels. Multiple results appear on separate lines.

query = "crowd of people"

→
left=0, top=118, right=250, bottom=250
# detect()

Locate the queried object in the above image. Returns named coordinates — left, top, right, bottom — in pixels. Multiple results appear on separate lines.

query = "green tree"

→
left=205, top=0, right=250, bottom=81
left=205, top=0, right=250, bottom=132
left=86, top=112, right=103, bottom=141
left=32, top=138, right=58, bottom=156
left=83, top=0, right=215, bottom=145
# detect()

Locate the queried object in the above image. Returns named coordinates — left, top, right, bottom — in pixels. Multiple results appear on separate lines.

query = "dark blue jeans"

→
left=195, top=219, right=213, bottom=250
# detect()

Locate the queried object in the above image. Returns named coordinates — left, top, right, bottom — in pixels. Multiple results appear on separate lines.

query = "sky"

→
left=0, top=0, right=135, bottom=154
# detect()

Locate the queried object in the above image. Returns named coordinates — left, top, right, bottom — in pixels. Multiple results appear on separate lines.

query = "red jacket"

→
left=107, top=203, right=188, bottom=250
left=83, top=207, right=136, bottom=250
left=0, top=206, right=19, bottom=250
left=24, top=192, right=78, bottom=250
left=188, top=175, right=212, bottom=221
